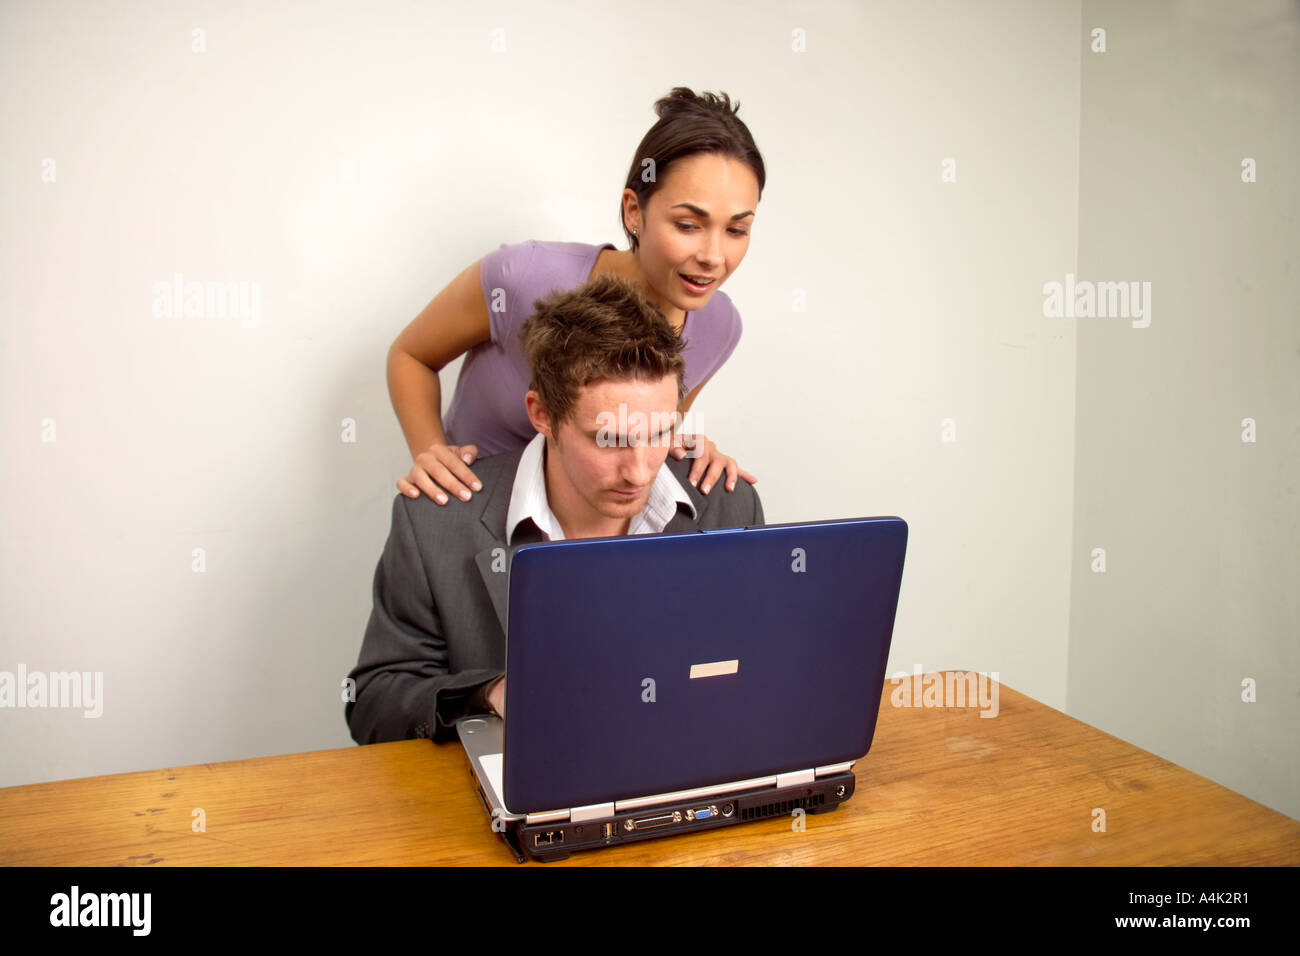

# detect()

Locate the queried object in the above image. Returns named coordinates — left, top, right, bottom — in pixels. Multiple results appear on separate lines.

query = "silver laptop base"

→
left=515, top=770, right=856, bottom=862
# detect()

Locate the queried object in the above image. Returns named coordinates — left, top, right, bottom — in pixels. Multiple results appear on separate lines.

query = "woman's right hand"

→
left=396, top=442, right=483, bottom=504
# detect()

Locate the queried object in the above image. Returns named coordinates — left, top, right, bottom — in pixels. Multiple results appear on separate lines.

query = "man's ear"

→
left=524, top=390, right=553, bottom=439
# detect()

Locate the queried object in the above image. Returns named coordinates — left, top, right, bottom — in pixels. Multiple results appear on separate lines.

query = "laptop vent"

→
left=740, top=793, right=825, bottom=821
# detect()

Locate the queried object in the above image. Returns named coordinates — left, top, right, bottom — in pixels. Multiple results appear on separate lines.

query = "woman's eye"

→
left=675, top=222, right=698, bottom=232
left=729, top=228, right=749, bottom=237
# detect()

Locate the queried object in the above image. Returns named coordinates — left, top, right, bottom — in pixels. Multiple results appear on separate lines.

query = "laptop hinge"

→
left=615, top=774, right=778, bottom=812
left=527, top=765, right=853, bottom=824
left=775, top=768, right=816, bottom=787
left=815, top=761, right=855, bottom=777
left=570, top=802, right=616, bottom=823
left=524, top=808, right=569, bottom=825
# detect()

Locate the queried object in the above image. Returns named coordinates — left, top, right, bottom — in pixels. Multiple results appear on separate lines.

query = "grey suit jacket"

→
left=345, top=448, right=765, bottom=745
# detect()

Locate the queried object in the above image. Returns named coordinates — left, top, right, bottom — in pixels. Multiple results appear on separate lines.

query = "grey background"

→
left=1, top=0, right=1295, bottom=821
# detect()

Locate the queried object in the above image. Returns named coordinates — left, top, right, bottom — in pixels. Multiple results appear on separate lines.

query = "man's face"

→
left=531, top=375, right=681, bottom=522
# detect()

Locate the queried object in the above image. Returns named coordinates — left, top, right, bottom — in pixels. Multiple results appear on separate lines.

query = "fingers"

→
left=682, top=435, right=707, bottom=486
left=441, top=446, right=483, bottom=494
left=438, top=463, right=480, bottom=499
left=719, top=462, right=757, bottom=491
left=699, top=458, right=728, bottom=495
left=407, top=465, right=450, bottom=505
left=489, top=676, right=506, bottom=719
left=688, top=453, right=708, bottom=487
left=723, top=459, right=739, bottom=492
left=399, top=472, right=445, bottom=504
left=415, top=447, right=482, bottom=503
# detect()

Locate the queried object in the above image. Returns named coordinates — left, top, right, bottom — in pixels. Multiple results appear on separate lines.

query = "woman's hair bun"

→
left=621, top=86, right=764, bottom=251
left=654, top=86, right=741, bottom=119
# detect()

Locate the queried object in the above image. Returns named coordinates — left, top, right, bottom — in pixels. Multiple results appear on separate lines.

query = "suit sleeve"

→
left=345, top=495, right=502, bottom=744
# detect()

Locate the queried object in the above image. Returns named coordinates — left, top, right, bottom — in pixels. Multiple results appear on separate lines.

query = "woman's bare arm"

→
left=387, top=258, right=493, bottom=502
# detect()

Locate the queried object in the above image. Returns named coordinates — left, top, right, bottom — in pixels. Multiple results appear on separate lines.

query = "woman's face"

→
left=624, top=152, right=760, bottom=316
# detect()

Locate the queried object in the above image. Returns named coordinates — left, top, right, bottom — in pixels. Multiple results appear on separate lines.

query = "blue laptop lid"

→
left=502, top=516, right=908, bottom=813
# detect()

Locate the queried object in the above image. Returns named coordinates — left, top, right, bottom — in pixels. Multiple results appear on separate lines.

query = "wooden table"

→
left=2, top=673, right=1297, bottom=865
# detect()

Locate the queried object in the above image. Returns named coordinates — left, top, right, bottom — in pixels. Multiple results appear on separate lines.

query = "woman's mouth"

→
left=680, top=273, right=716, bottom=294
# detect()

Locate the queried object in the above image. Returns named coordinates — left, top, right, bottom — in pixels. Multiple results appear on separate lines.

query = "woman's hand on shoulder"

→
left=669, top=433, right=757, bottom=495
left=397, top=443, right=483, bottom=504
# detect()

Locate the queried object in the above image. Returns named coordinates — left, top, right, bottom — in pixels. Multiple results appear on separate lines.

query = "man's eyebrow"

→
left=584, top=422, right=677, bottom=441
left=672, top=202, right=754, bottom=222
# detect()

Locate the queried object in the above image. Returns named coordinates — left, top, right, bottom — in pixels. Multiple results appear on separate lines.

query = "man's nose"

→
left=622, top=442, right=659, bottom=485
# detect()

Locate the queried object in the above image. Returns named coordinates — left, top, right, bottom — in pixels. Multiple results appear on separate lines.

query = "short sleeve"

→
left=479, top=240, right=540, bottom=347
left=703, top=296, right=744, bottom=383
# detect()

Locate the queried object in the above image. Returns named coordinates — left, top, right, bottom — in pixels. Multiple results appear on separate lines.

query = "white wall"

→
left=1067, top=0, right=1299, bottom=819
left=1, top=0, right=1292, bottom=822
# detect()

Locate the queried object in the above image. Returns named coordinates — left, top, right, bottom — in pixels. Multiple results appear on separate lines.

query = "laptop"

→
left=457, top=515, right=908, bottom=861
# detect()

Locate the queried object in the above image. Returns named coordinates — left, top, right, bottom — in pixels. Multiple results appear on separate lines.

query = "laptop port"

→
left=627, top=811, right=683, bottom=831
left=534, top=831, right=558, bottom=847
left=721, top=803, right=735, bottom=817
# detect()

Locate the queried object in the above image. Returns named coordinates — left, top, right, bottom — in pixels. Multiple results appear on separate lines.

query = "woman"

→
left=388, top=87, right=764, bottom=505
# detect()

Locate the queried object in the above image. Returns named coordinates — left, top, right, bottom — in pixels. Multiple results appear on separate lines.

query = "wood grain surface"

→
left=2, top=673, right=1296, bottom=866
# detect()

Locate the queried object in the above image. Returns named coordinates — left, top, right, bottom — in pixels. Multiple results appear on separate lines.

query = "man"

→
left=346, top=274, right=764, bottom=744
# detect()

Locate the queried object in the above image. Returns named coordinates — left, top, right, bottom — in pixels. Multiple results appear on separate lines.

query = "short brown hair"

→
left=519, top=273, right=685, bottom=428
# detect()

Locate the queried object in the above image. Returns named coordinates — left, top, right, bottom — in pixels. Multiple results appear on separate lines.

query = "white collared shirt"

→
left=505, top=432, right=697, bottom=545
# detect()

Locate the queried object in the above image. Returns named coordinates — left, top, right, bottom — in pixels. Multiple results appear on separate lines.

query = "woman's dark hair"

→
left=619, top=87, right=766, bottom=252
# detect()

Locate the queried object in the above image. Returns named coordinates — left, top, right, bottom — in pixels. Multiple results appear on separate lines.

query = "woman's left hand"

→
left=669, top=433, right=758, bottom=494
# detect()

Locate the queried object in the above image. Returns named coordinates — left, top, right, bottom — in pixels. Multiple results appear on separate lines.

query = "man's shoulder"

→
left=663, top=453, right=762, bottom=525
left=389, top=448, right=523, bottom=530
left=465, top=448, right=524, bottom=483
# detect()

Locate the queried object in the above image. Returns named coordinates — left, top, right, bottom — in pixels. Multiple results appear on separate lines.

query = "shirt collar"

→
left=505, top=432, right=696, bottom=545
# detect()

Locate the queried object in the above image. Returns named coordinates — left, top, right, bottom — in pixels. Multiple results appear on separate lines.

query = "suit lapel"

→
left=473, top=544, right=511, bottom=636
left=665, top=455, right=712, bottom=530
left=472, top=451, right=531, bottom=635
left=663, top=506, right=700, bottom=534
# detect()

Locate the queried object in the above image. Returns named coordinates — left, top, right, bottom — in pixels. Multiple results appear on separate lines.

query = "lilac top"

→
left=442, top=240, right=743, bottom=456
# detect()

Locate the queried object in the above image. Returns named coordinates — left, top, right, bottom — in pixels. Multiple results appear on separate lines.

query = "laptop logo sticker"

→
left=689, top=659, right=740, bottom=679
